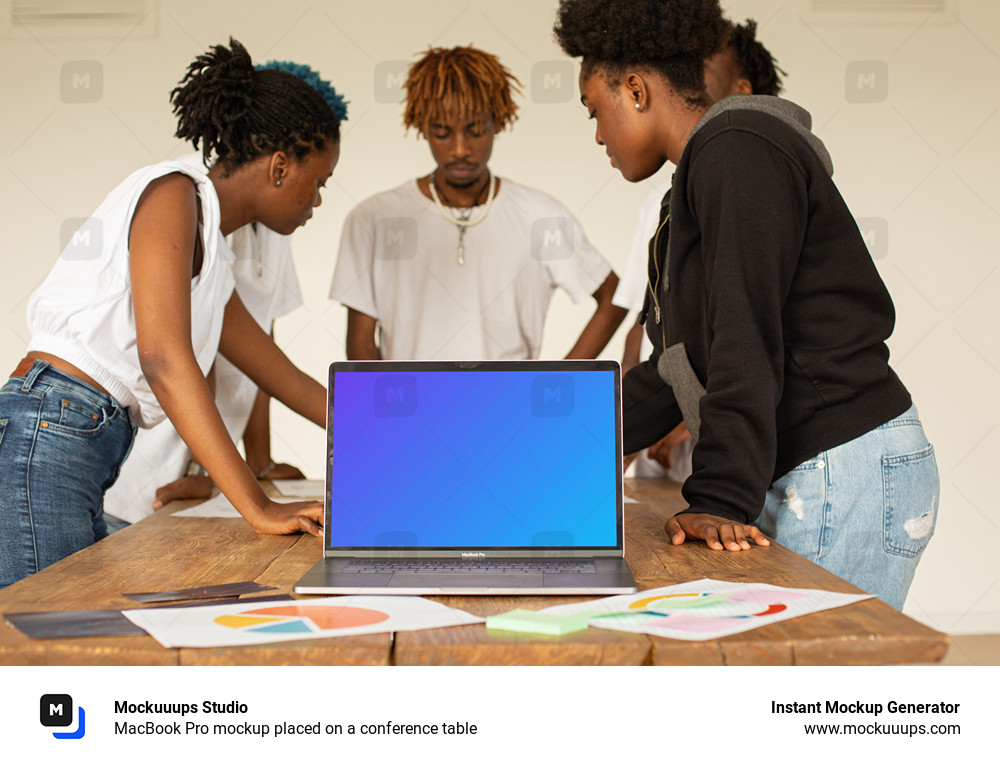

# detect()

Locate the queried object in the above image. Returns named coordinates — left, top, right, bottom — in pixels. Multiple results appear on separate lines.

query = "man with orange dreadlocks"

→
left=331, top=45, right=626, bottom=361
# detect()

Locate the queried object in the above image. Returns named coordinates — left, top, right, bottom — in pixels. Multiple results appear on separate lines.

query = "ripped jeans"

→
left=756, top=404, right=938, bottom=611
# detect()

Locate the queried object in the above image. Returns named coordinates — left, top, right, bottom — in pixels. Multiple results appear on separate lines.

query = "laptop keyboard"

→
left=343, top=559, right=597, bottom=574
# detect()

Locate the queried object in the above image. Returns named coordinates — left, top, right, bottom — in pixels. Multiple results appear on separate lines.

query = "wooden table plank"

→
left=0, top=478, right=947, bottom=665
left=393, top=595, right=651, bottom=666
left=624, top=478, right=948, bottom=665
left=0, top=494, right=391, bottom=666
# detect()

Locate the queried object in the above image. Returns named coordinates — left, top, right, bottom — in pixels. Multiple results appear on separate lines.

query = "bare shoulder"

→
left=134, top=171, right=198, bottom=217
left=129, top=172, right=199, bottom=247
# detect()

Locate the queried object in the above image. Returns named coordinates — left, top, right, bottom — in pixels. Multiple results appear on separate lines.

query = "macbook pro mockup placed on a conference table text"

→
left=294, top=360, right=637, bottom=595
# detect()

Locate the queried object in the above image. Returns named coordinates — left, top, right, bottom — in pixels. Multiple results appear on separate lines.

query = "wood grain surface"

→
left=0, top=479, right=947, bottom=665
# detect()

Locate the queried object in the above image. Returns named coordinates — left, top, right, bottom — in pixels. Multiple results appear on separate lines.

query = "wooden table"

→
left=0, top=479, right=947, bottom=665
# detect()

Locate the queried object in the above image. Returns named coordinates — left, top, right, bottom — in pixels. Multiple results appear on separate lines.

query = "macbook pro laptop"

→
left=294, top=360, right=637, bottom=595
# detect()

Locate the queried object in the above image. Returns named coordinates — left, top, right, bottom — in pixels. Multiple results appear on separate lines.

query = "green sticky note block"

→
left=486, top=609, right=592, bottom=636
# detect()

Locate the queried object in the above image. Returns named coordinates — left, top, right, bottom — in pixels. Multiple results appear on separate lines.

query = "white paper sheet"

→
left=542, top=579, right=874, bottom=641
left=272, top=479, right=325, bottom=498
left=123, top=595, right=484, bottom=648
left=170, top=494, right=306, bottom=518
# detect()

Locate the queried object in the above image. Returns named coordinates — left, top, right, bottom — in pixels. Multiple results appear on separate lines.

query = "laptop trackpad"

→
left=388, top=573, right=543, bottom=588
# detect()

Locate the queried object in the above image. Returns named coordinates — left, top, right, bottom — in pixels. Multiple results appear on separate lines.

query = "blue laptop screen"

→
left=328, top=367, right=620, bottom=549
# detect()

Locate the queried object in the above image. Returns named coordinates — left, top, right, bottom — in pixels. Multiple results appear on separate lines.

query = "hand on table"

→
left=665, top=512, right=770, bottom=552
left=151, top=460, right=305, bottom=511
left=259, top=462, right=305, bottom=480
left=248, top=499, right=324, bottom=537
left=152, top=475, right=214, bottom=510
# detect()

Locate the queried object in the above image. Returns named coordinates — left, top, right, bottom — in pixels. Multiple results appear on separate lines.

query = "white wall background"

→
left=1, top=0, right=997, bottom=634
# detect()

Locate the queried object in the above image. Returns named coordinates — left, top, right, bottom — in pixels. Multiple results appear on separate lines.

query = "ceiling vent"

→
left=804, top=0, right=960, bottom=25
left=1, top=0, right=156, bottom=38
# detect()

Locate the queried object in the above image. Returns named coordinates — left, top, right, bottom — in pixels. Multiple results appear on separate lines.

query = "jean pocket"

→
left=41, top=397, right=107, bottom=438
left=882, top=443, right=939, bottom=557
left=0, top=418, right=6, bottom=448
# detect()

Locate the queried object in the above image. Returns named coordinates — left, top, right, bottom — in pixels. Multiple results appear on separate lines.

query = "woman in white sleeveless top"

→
left=0, top=39, right=346, bottom=588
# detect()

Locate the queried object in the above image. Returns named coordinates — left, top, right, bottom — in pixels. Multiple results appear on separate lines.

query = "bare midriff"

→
left=25, top=352, right=111, bottom=396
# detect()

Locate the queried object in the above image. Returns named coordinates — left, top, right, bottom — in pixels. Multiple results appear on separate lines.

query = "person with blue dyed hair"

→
left=0, top=40, right=346, bottom=587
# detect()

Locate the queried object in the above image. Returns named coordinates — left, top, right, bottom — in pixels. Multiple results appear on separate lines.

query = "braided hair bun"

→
left=171, top=38, right=342, bottom=169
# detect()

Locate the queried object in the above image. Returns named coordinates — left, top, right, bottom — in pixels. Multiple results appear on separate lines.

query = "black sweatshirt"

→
left=622, top=96, right=911, bottom=526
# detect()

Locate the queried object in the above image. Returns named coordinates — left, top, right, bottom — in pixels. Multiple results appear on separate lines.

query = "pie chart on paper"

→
left=214, top=604, right=390, bottom=634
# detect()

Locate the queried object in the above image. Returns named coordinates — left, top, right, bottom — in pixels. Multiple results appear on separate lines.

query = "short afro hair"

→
left=727, top=19, right=786, bottom=97
left=553, top=0, right=728, bottom=107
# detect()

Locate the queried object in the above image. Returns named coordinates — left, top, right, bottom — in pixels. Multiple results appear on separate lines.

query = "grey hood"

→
left=688, top=95, right=834, bottom=176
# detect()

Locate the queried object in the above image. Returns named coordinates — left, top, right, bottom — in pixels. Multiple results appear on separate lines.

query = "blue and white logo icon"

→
left=40, top=694, right=86, bottom=739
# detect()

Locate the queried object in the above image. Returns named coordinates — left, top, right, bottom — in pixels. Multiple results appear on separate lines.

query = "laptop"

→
left=294, top=360, right=637, bottom=595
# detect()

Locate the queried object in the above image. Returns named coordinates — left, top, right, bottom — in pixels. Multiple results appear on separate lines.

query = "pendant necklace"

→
left=428, top=171, right=496, bottom=266
left=249, top=222, right=263, bottom=277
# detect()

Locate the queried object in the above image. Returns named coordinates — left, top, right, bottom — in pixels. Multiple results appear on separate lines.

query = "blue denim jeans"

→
left=0, top=361, right=136, bottom=588
left=756, top=404, right=938, bottom=611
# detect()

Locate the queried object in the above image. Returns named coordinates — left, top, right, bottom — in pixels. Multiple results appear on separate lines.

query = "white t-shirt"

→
left=330, top=178, right=611, bottom=360
left=26, top=160, right=235, bottom=429
left=104, top=155, right=303, bottom=523
left=212, top=222, right=302, bottom=434
left=613, top=178, right=671, bottom=335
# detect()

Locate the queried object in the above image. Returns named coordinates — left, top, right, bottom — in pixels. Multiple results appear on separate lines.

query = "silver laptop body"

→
left=294, top=360, right=637, bottom=595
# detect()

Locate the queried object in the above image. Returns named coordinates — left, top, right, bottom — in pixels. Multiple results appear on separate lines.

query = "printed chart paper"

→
left=542, top=579, right=874, bottom=641
left=123, top=596, right=484, bottom=648
left=272, top=479, right=325, bottom=497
